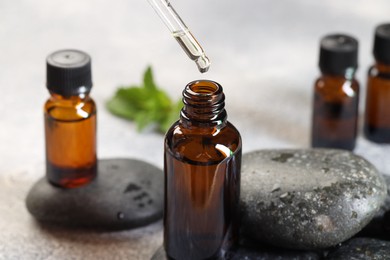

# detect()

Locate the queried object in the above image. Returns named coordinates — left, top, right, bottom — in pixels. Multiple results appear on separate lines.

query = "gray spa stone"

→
left=26, top=158, right=164, bottom=230
left=358, top=174, right=390, bottom=239
left=240, top=149, right=387, bottom=250
left=151, top=246, right=321, bottom=260
left=326, top=238, right=390, bottom=259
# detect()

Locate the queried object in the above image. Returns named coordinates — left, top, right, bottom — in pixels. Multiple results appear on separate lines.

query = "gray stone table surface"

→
left=0, top=0, right=390, bottom=259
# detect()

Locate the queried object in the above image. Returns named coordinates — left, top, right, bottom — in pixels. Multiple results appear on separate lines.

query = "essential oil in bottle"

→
left=164, top=80, right=242, bottom=260
left=364, top=23, right=390, bottom=143
left=311, top=34, right=360, bottom=151
left=44, top=49, right=97, bottom=188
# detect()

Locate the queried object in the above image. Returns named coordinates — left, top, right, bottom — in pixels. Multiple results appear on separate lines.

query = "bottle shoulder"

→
left=44, top=95, right=96, bottom=121
left=315, top=75, right=359, bottom=87
left=165, top=121, right=242, bottom=163
left=368, top=63, right=390, bottom=79
left=166, top=121, right=241, bottom=142
left=314, top=75, right=359, bottom=98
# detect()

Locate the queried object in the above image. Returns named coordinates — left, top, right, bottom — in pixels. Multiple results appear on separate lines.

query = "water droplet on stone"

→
left=280, top=192, right=289, bottom=199
left=117, top=212, right=125, bottom=220
left=271, top=184, right=281, bottom=193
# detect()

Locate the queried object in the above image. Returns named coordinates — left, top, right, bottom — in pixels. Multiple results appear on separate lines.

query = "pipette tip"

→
left=196, top=55, right=211, bottom=73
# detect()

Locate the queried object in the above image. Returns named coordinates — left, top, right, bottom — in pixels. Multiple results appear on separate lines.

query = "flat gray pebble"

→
left=151, top=246, right=321, bottom=260
left=26, top=158, right=163, bottom=230
left=326, top=238, right=390, bottom=259
left=358, top=174, right=390, bottom=239
left=240, top=149, right=387, bottom=250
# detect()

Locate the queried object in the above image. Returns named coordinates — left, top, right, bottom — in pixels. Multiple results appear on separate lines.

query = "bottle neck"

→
left=374, top=61, right=390, bottom=73
left=180, top=80, right=227, bottom=128
left=321, top=67, right=356, bottom=80
left=49, top=92, right=90, bottom=105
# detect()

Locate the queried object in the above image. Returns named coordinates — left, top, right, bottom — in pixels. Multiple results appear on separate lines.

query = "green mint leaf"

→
left=106, top=92, right=139, bottom=119
left=143, top=66, right=157, bottom=90
left=135, top=111, right=155, bottom=131
left=106, top=66, right=182, bottom=134
left=159, top=99, right=183, bottom=133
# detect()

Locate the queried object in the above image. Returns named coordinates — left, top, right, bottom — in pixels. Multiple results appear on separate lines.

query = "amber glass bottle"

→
left=44, top=50, right=97, bottom=188
left=364, top=23, right=390, bottom=143
left=311, top=34, right=359, bottom=151
left=164, top=80, right=242, bottom=260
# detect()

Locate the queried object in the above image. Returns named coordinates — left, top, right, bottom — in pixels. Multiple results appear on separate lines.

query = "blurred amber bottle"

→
left=164, top=80, right=242, bottom=259
left=44, top=50, right=97, bottom=188
left=364, top=23, right=390, bottom=143
left=311, top=34, right=360, bottom=151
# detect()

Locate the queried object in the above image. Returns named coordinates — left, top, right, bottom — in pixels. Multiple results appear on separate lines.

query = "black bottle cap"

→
left=319, top=34, right=358, bottom=75
left=46, top=49, right=92, bottom=96
left=373, top=23, right=390, bottom=65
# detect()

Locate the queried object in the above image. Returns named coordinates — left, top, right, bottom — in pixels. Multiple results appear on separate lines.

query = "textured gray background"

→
left=0, top=0, right=389, bottom=259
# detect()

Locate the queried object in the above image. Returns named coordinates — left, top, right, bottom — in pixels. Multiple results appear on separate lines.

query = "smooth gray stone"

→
left=240, top=149, right=387, bottom=250
left=357, top=174, right=390, bottom=240
left=326, top=238, right=390, bottom=259
left=151, top=246, right=167, bottom=260
left=26, top=158, right=163, bottom=230
left=151, top=246, right=321, bottom=260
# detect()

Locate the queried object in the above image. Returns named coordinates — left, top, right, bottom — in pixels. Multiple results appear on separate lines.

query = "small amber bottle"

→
left=164, top=80, right=242, bottom=260
left=311, top=34, right=360, bottom=151
left=364, top=23, right=390, bottom=143
left=44, top=50, right=97, bottom=188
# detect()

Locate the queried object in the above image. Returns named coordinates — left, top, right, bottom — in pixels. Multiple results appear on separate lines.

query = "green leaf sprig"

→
left=106, top=66, right=183, bottom=133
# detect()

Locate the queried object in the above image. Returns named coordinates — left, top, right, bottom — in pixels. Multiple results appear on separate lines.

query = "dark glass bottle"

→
left=164, top=80, right=242, bottom=260
left=364, top=23, right=390, bottom=143
left=311, top=34, right=360, bottom=151
left=44, top=50, right=97, bottom=188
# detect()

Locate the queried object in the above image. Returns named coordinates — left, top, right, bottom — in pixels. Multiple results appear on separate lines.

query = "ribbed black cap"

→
left=46, top=49, right=92, bottom=96
left=319, top=34, right=358, bottom=75
left=373, top=23, right=390, bottom=65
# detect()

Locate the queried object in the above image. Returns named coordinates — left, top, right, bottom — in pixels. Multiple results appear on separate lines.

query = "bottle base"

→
left=311, top=138, right=355, bottom=151
left=165, top=248, right=232, bottom=260
left=364, top=125, right=390, bottom=143
left=46, top=162, right=97, bottom=188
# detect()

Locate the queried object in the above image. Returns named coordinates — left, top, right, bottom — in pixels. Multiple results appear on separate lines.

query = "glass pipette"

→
left=147, top=0, right=211, bottom=73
